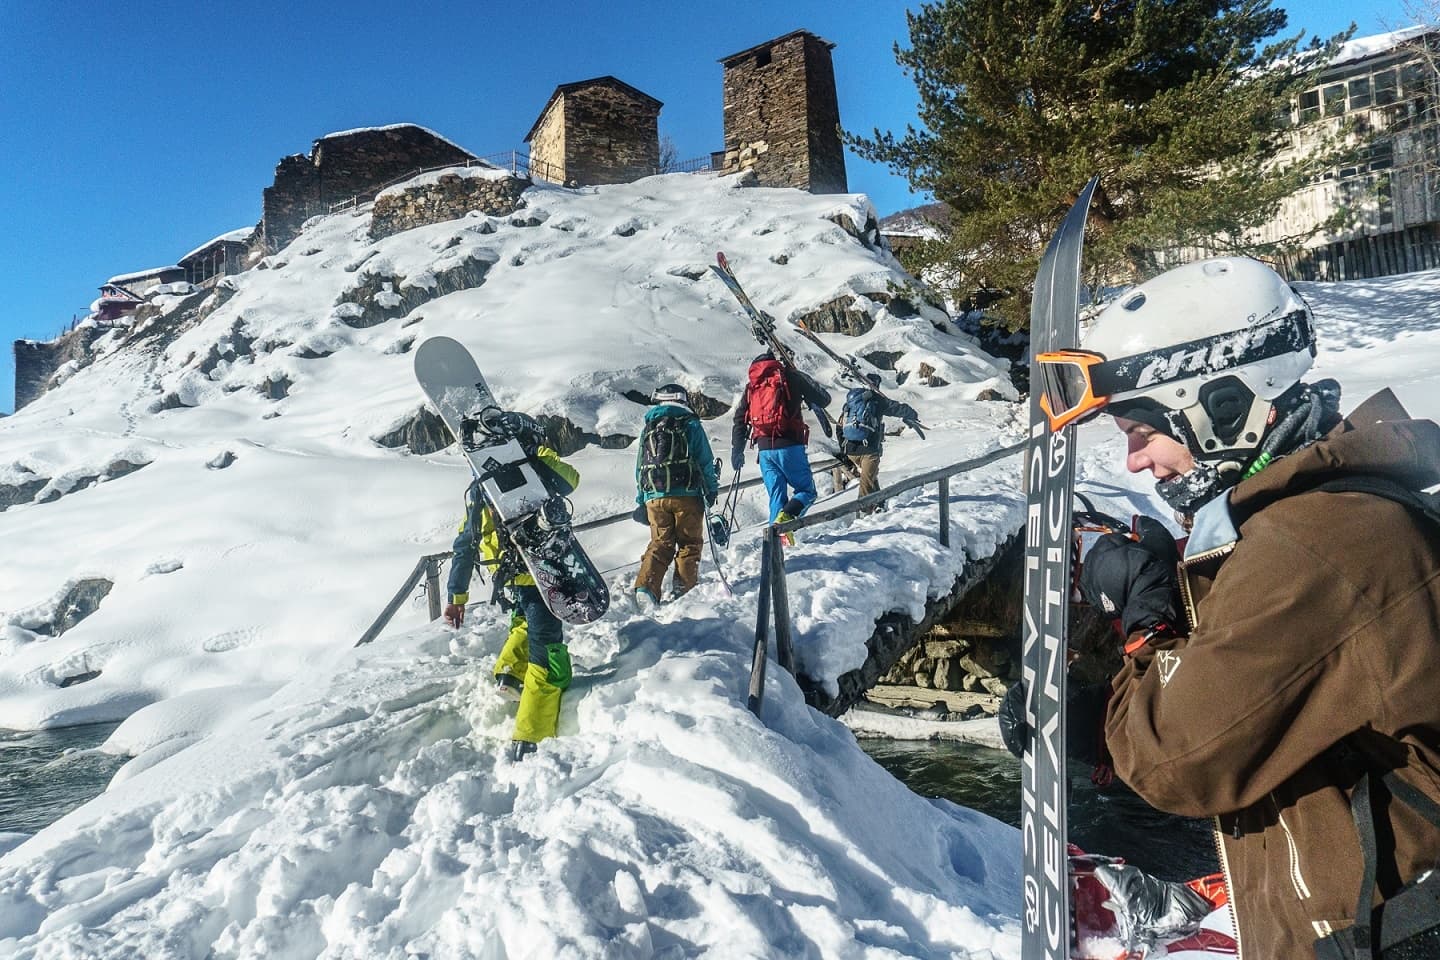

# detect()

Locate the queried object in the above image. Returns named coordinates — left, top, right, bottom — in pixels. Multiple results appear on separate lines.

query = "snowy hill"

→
left=0, top=172, right=1013, bottom=734
left=2, top=166, right=1439, bottom=957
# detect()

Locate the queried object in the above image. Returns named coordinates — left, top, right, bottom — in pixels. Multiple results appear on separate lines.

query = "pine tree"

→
left=854, top=0, right=1354, bottom=329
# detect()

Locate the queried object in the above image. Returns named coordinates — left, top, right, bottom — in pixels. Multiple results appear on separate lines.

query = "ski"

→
left=414, top=336, right=610, bottom=625
left=794, top=318, right=926, bottom=437
left=1021, top=176, right=1097, bottom=960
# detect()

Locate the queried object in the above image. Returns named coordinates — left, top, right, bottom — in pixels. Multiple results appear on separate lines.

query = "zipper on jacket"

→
left=1272, top=793, right=1313, bottom=901
left=1178, top=542, right=1235, bottom=630
left=1213, top=817, right=1244, bottom=960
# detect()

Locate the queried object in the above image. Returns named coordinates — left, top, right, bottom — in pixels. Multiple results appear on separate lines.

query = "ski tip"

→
left=716, top=251, right=729, bottom=268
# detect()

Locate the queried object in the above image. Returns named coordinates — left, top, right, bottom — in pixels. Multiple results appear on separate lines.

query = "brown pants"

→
left=834, top=454, right=882, bottom=508
left=635, top=496, right=704, bottom=599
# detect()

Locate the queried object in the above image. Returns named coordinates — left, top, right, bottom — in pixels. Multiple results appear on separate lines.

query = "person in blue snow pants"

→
left=730, top=351, right=833, bottom=525
left=758, top=445, right=817, bottom=521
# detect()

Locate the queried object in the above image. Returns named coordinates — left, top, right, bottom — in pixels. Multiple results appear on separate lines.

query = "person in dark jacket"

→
left=730, top=351, right=832, bottom=524
left=1030, top=257, right=1440, bottom=959
left=835, top=372, right=921, bottom=508
left=634, top=383, right=719, bottom=605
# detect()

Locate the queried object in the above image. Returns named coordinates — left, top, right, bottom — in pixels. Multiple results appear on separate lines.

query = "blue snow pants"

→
left=758, top=445, right=817, bottom=521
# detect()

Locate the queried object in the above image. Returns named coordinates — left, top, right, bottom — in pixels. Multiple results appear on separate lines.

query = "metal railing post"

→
left=425, top=557, right=442, bottom=622
left=938, top=477, right=951, bottom=548
left=769, top=527, right=795, bottom=673
left=747, top=531, right=774, bottom=716
left=356, top=555, right=429, bottom=646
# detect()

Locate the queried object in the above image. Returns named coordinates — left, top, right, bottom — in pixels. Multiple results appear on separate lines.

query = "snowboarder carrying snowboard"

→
left=1029, top=257, right=1440, bottom=958
left=443, top=411, right=582, bottom=762
left=633, top=382, right=719, bottom=605
left=730, top=350, right=832, bottom=526
left=833, top=372, right=922, bottom=511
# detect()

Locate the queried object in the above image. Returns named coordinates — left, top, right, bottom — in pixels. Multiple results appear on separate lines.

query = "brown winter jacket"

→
left=1105, top=390, right=1440, bottom=960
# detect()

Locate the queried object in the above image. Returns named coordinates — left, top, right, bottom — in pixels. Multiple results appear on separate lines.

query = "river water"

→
left=861, top=738, right=1220, bottom=881
left=0, top=723, right=127, bottom=836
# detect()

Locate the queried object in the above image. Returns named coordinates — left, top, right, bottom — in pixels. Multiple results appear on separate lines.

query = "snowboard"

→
left=1021, top=177, right=1097, bottom=960
left=414, top=336, right=609, bottom=625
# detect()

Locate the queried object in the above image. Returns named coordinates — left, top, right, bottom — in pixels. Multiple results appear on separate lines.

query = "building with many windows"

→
left=1263, top=27, right=1440, bottom=280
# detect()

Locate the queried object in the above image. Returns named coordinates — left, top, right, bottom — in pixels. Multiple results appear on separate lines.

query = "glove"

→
left=1078, top=516, right=1180, bottom=641
left=632, top=505, right=649, bottom=525
left=811, top=403, right=834, bottom=439
left=999, top=681, right=1110, bottom=765
left=443, top=603, right=465, bottom=628
left=730, top=447, right=745, bottom=472
left=903, top=418, right=927, bottom=440
left=998, top=681, right=1029, bottom=759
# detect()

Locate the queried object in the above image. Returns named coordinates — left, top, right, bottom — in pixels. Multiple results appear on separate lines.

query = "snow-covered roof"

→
left=374, top=163, right=514, bottom=201
left=106, top=266, right=182, bottom=285
left=179, top=228, right=253, bottom=264
left=315, top=123, right=475, bottom=158
left=1330, top=25, right=1435, bottom=69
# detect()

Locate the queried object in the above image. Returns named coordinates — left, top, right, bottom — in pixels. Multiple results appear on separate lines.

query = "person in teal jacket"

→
left=633, top=383, right=719, bottom=604
left=443, top=412, right=580, bottom=762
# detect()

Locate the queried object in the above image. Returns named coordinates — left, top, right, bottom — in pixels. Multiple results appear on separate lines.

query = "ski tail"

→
left=1020, top=176, right=1098, bottom=960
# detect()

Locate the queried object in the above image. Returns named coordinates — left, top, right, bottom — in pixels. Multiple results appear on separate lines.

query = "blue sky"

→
left=0, top=0, right=1412, bottom=412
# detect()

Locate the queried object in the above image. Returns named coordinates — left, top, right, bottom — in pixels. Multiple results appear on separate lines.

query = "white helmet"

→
left=652, top=382, right=689, bottom=404
left=1080, top=257, right=1316, bottom=466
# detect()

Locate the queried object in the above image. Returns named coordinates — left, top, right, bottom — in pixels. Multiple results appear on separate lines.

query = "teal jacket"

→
left=635, top=403, right=719, bottom=505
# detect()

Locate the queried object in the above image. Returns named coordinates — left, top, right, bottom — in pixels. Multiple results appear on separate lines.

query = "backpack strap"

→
left=1307, top=475, right=1440, bottom=528
left=1341, top=770, right=1440, bottom=960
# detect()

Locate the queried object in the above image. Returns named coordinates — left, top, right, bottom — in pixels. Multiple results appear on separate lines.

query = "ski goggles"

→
left=1033, top=309, right=1314, bottom=432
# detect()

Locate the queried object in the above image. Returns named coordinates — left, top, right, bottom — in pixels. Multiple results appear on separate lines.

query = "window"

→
left=755, top=47, right=771, bottom=68
left=1324, top=83, right=1347, bottom=116
left=1375, top=69, right=1398, bottom=106
left=1401, top=62, right=1425, bottom=96
left=1299, top=89, right=1321, bottom=123
left=1349, top=76, right=1372, bottom=110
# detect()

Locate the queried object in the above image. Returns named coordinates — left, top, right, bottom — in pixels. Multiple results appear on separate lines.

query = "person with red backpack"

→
left=730, top=351, right=832, bottom=525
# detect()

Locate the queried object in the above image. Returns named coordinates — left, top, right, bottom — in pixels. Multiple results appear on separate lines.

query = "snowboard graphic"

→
left=1021, top=177, right=1098, bottom=960
left=414, top=336, right=609, bottom=624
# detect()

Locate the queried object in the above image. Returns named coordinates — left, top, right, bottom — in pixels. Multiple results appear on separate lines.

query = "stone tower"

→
left=719, top=30, right=847, bottom=194
left=524, top=77, right=663, bottom=187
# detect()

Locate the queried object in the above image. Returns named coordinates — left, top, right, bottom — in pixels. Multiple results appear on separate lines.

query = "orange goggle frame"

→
left=1035, top=349, right=1112, bottom=432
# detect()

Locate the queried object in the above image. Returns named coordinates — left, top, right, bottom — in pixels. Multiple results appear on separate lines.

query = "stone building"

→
left=261, top=124, right=476, bottom=251
left=523, top=77, right=662, bottom=186
left=719, top=30, right=847, bottom=194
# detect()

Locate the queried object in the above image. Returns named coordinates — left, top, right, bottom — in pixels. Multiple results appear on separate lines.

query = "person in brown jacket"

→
left=1035, top=257, right=1440, bottom=958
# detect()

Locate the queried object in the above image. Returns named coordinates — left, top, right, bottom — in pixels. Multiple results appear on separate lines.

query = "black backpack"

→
left=639, top=414, right=696, bottom=495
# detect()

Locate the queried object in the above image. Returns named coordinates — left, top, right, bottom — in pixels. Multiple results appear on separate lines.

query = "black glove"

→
left=999, top=681, right=1110, bottom=765
left=998, top=681, right=1029, bottom=758
left=903, top=418, right=926, bottom=440
left=810, top=403, right=833, bottom=439
left=730, top=447, right=745, bottom=472
left=1078, top=516, right=1180, bottom=640
left=632, top=505, right=649, bottom=525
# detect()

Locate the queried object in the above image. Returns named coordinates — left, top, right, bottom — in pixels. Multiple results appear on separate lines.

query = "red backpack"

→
left=746, top=359, right=807, bottom=442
